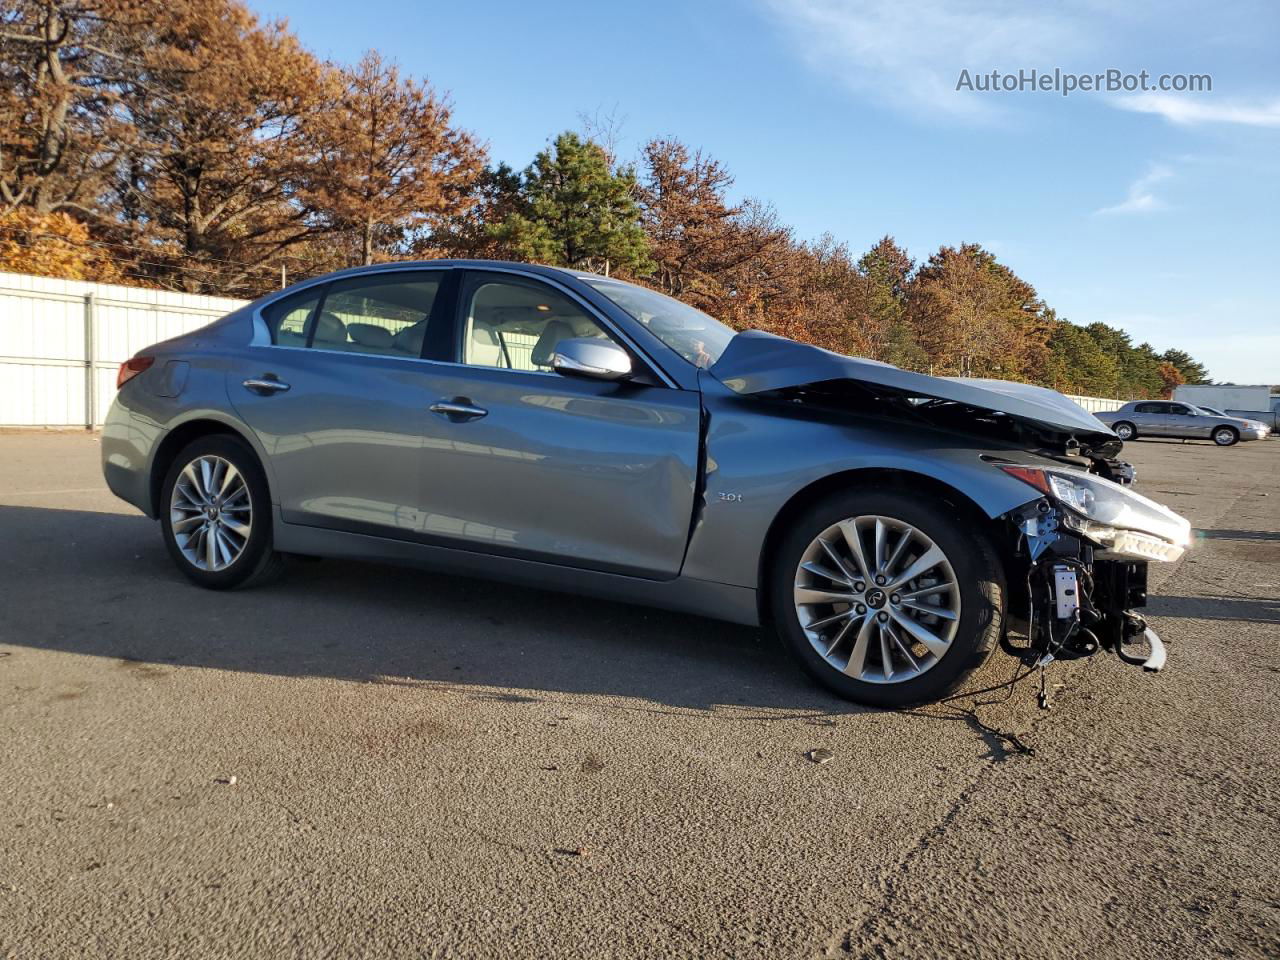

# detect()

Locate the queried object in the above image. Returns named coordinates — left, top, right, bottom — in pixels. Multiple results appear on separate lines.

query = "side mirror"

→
left=551, top=338, right=632, bottom=381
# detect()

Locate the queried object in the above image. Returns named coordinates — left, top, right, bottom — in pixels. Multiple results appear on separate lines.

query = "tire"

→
left=159, top=434, right=284, bottom=589
left=1113, top=421, right=1136, bottom=441
left=769, top=488, right=1005, bottom=707
left=1212, top=426, right=1238, bottom=446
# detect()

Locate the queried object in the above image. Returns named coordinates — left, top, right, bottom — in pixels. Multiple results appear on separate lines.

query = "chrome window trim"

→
left=249, top=263, right=680, bottom=389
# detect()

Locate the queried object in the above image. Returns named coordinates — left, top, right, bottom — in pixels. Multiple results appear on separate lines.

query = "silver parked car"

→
left=1095, top=401, right=1268, bottom=445
left=102, top=261, right=1191, bottom=706
left=1195, top=406, right=1271, bottom=437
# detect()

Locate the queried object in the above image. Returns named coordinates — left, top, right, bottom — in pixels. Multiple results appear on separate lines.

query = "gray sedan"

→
left=102, top=260, right=1190, bottom=706
left=1096, top=401, right=1267, bottom=445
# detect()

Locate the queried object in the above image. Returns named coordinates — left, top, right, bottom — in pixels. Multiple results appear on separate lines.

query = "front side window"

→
left=459, top=277, right=615, bottom=372
left=581, top=276, right=735, bottom=368
left=312, top=272, right=441, bottom=357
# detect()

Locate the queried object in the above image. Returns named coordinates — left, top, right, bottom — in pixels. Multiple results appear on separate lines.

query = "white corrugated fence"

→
left=1063, top=394, right=1126, bottom=413
left=0, top=269, right=1129, bottom=427
left=0, top=271, right=247, bottom=427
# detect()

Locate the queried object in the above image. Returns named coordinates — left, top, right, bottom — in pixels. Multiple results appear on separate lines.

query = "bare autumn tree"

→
left=855, top=236, right=926, bottom=368
left=0, top=0, right=136, bottom=216
left=781, top=235, right=870, bottom=354
left=109, top=0, right=325, bottom=292
left=906, top=243, right=1049, bottom=379
left=638, top=139, right=861, bottom=351
left=303, top=51, right=485, bottom=266
left=640, top=137, right=746, bottom=306
left=708, top=199, right=807, bottom=334
left=426, top=161, right=525, bottom=260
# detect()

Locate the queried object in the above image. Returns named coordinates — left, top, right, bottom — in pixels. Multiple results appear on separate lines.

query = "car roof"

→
left=292, top=259, right=604, bottom=286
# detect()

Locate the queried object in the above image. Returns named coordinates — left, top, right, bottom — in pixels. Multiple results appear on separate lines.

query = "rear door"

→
left=1131, top=402, right=1170, bottom=436
left=410, top=269, right=702, bottom=579
left=227, top=269, right=458, bottom=535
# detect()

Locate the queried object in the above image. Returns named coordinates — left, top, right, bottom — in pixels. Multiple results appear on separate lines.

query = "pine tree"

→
left=492, top=132, right=651, bottom=276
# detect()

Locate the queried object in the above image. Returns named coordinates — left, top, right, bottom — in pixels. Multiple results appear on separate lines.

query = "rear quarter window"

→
left=263, top=289, right=322, bottom=346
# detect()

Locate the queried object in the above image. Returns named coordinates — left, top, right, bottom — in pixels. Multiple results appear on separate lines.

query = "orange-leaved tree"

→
left=302, top=51, right=485, bottom=266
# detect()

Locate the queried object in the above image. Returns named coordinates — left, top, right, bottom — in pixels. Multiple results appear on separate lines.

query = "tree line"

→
left=0, top=0, right=1210, bottom=397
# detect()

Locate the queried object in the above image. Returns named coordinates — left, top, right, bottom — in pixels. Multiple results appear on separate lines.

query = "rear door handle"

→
left=243, top=377, right=291, bottom=394
left=430, top=398, right=488, bottom=422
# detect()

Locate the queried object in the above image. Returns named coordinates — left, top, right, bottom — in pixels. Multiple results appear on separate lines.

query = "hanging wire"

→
left=0, top=225, right=338, bottom=295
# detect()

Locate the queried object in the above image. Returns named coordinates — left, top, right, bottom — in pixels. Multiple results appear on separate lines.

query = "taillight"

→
left=117, top=356, right=155, bottom=389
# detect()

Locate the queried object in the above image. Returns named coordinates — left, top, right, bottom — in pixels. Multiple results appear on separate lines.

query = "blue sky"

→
left=252, top=0, right=1280, bottom=384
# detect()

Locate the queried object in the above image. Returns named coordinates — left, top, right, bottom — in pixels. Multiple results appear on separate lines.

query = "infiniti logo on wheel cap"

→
left=865, top=588, right=887, bottom=609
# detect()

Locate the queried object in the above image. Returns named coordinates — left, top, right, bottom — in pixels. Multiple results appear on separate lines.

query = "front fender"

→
left=681, top=382, right=1048, bottom=588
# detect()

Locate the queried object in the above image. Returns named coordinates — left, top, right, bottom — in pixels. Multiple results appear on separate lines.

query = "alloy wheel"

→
left=169, top=455, right=253, bottom=571
left=793, top=515, right=961, bottom=684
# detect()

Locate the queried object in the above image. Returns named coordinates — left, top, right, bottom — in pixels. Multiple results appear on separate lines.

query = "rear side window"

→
left=312, top=273, right=441, bottom=358
left=1134, top=402, right=1163, bottom=414
left=263, top=289, right=321, bottom=346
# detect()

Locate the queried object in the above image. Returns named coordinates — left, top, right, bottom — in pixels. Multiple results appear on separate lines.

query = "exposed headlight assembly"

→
left=1002, top=465, right=1192, bottom=562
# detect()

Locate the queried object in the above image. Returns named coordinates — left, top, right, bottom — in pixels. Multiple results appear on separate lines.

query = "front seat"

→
left=530, top=320, right=576, bottom=368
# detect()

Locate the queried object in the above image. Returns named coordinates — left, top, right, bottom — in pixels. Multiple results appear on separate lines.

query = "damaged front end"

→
left=999, top=465, right=1191, bottom=675
left=709, top=330, right=1193, bottom=679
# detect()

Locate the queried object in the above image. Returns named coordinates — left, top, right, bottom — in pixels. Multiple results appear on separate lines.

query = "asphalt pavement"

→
left=1, top=431, right=1276, bottom=959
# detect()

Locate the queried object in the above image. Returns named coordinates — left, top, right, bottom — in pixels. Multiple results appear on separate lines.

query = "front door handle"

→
left=243, top=376, right=291, bottom=394
left=430, top=398, right=488, bottom=422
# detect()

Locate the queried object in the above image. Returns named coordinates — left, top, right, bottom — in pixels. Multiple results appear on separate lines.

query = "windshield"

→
left=581, top=277, right=736, bottom=368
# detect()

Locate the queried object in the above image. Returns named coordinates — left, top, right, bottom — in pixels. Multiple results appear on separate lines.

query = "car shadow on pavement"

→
left=0, top=504, right=872, bottom=715
left=1147, top=594, right=1280, bottom=623
left=1197, top=528, right=1280, bottom=542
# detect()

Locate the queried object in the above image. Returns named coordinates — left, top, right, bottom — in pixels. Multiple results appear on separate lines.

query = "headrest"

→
left=531, top=320, right=576, bottom=367
left=313, top=311, right=347, bottom=344
left=393, top=320, right=426, bottom=356
left=347, top=322, right=394, bottom=349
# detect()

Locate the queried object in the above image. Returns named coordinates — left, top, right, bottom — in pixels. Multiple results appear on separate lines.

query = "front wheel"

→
left=159, top=434, right=283, bottom=589
left=1213, top=426, right=1239, bottom=446
left=769, top=489, right=1005, bottom=707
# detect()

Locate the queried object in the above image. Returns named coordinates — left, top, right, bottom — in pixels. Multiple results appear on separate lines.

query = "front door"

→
left=1164, top=403, right=1210, bottom=438
left=411, top=270, right=702, bottom=579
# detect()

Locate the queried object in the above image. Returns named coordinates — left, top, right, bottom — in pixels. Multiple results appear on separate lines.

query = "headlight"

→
left=1002, top=465, right=1192, bottom=561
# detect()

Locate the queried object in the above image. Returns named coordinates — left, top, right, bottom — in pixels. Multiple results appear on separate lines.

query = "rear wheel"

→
left=1213, top=426, right=1238, bottom=446
left=159, top=434, right=283, bottom=589
left=1113, top=421, right=1136, bottom=441
left=769, top=489, right=1005, bottom=707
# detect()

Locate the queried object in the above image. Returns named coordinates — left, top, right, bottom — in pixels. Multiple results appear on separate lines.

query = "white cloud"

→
left=759, top=0, right=1089, bottom=121
left=760, top=1, right=1280, bottom=128
left=1094, top=164, right=1173, bottom=216
left=1113, top=93, right=1280, bottom=127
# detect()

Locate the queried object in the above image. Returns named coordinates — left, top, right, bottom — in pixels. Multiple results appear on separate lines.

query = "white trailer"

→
left=1175, top=384, right=1272, bottom=409
left=1174, top=385, right=1279, bottom=429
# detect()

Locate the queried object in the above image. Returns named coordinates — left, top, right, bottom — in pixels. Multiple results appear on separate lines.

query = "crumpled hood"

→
left=710, top=331, right=1116, bottom=440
